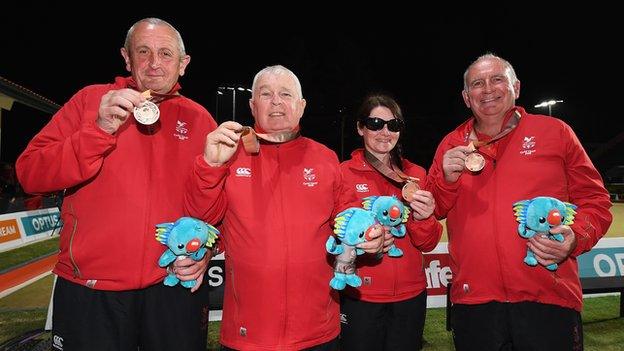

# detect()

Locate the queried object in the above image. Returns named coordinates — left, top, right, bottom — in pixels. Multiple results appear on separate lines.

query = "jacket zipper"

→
left=277, top=144, right=289, bottom=344
left=67, top=202, right=81, bottom=278
left=138, top=134, right=154, bottom=286
left=229, top=264, right=240, bottom=322
left=491, top=157, right=509, bottom=301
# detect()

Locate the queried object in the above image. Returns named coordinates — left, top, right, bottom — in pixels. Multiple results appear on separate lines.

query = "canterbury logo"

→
left=355, top=184, right=369, bottom=192
left=235, top=167, right=251, bottom=177
left=53, top=335, right=64, bottom=350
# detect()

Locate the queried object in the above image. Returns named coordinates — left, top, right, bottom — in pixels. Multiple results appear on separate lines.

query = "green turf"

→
left=0, top=275, right=54, bottom=310
left=208, top=322, right=221, bottom=350
left=582, top=295, right=624, bottom=351
left=607, top=202, right=624, bottom=238
left=0, top=276, right=53, bottom=344
left=422, top=307, right=454, bottom=350
left=0, top=236, right=59, bottom=272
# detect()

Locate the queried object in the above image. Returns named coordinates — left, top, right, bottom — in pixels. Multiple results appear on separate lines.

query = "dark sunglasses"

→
left=362, top=117, right=403, bottom=132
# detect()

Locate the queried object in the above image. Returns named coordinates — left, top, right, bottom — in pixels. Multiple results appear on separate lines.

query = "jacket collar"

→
left=114, top=76, right=182, bottom=95
left=447, top=106, right=526, bottom=147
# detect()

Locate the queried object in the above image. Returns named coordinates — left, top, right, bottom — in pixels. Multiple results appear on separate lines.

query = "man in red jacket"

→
left=16, top=18, right=217, bottom=350
left=428, top=53, right=612, bottom=351
left=185, top=65, right=383, bottom=350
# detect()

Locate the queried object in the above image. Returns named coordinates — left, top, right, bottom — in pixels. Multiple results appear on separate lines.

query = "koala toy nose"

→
left=547, top=209, right=562, bottom=226
left=389, top=206, right=401, bottom=220
left=186, top=238, right=202, bottom=252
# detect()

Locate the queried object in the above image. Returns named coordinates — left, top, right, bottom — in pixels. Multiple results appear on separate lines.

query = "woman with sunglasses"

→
left=337, top=94, right=443, bottom=351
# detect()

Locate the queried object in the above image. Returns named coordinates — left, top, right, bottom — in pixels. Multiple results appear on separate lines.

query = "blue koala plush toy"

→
left=362, top=195, right=410, bottom=257
left=155, top=217, right=220, bottom=288
left=513, top=196, right=577, bottom=271
left=326, top=207, right=382, bottom=290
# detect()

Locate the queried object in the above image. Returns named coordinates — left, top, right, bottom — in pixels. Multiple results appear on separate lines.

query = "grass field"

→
left=0, top=238, right=59, bottom=272
left=607, top=202, right=624, bottom=237
left=0, top=274, right=52, bottom=344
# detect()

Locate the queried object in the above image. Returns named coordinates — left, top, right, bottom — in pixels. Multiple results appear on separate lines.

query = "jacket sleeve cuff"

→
left=408, top=215, right=438, bottom=229
left=436, top=175, right=461, bottom=192
left=84, top=119, right=116, bottom=142
left=569, top=218, right=597, bottom=257
left=194, top=155, right=230, bottom=184
left=406, top=215, right=443, bottom=252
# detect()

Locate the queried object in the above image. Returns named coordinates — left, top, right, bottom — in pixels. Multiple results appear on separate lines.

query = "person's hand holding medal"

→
left=97, top=89, right=165, bottom=134
left=440, top=144, right=476, bottom=183
left=443, top=110, right=520, bottom=179
left=203, top=121, right=300, bottom=167
left=203, top=121, right=246, bottom=167
left=400, top=178, right=436, bottom=221
left=401, top=179, right=420, bottom=202
left=97, top=88, right=147, bottom=134
left=464, top=141, right=486, bottom=172
left=133, top=90, right=160, bottom=125
left=363, top=151, right=436, bottom=221
left=440, top=110, right=524, bottom=182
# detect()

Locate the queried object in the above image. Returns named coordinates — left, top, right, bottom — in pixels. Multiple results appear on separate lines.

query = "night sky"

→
left=1, top=5, right=621, bottom=174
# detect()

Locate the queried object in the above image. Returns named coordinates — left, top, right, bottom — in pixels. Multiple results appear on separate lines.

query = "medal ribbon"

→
left=467, top=110, right=521, bottom=149
left=238, top=126, right=301, bottom=154
left=364, top=150, right=419, bottom=185
left=126, top=78, right=181, bottom=104
left=141, top=90, right=180, bottom=104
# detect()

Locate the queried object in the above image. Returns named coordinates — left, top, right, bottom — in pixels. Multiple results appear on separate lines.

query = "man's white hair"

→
left=463, top=53, right=518, bottom=91
left=251, top=65, right=303, bottom=99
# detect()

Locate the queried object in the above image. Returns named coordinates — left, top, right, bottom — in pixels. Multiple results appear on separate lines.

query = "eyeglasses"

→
left=362, top=117, right=403, bottom=132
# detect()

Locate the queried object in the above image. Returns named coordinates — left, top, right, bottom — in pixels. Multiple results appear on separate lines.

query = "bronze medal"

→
left=134, top=100, right=160, bottom=125
left=240, top=127, right=260, bottom=154
left=363, top=150, right=421, bottom=200
left=401, top=181, right=420, bottom=202
left=465, top=152, right=485, bottom=172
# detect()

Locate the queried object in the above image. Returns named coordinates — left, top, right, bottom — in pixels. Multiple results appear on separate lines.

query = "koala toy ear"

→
left=512, top=200, right=530, bottom=224
left=563, top=202, right=577, bottom=225
left=155, top=222, right=174, bottom=244
left=205, top=224, right=220, bottom=248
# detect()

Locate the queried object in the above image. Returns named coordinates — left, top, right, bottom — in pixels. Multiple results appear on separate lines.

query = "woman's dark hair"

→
left=356, top=93, right=405, bottom=168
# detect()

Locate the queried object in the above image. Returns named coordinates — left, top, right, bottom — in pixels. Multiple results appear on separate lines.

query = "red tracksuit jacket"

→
left=16, top=77, right=217, bottom=290
left=428, top=106, right=612, bottom=311
left=338, top=149, right=442, bottom=302
left=186, top=136, right=341, bottom=350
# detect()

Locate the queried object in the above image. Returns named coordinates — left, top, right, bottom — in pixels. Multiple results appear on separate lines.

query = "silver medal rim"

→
left=134, top=101, right=160, bottom=125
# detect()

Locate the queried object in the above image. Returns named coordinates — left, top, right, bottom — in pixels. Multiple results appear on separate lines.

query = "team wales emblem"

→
left=302, top=168, right=318, bottom=187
